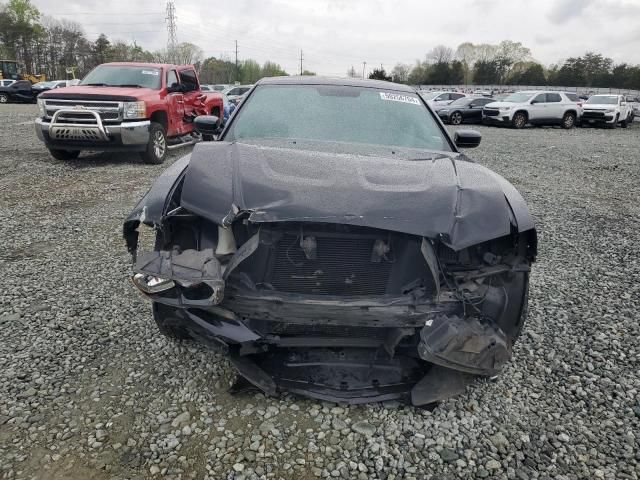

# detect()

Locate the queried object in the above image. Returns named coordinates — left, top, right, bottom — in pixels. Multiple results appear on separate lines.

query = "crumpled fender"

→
left=123, top=154, right=191, bottom=255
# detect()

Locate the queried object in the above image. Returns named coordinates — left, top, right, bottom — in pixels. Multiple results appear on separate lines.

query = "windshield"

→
left=226, top=84, right=451, bottom=153
left=34, top=81, right=55, bottom=88
left=586, top=95, right=618, bottom=105
left=503, top=92, right=534, bottom=103
left=80, top=65, right=162, bottom=89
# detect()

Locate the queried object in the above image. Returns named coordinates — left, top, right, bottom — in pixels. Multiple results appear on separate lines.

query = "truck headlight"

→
left=37, top=98, right=46, bottom=116
left=123, top=101, right=147, bottom=119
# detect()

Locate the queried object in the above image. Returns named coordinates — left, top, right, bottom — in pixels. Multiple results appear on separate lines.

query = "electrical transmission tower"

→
left=165, top=1, right=178, bottom=63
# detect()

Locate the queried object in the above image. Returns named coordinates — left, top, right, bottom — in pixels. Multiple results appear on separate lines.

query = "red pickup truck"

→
left=35, top=62, right=224, bottom=164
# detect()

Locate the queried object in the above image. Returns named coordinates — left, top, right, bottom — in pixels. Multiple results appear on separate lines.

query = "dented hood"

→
left=178, top=142, right=534, bottom=251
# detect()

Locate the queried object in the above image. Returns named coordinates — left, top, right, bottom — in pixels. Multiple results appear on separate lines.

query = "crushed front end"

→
left=123, top=143, right=537, bottom=405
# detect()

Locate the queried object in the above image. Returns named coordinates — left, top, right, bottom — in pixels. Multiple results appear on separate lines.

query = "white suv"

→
left=483, top=91, right=580, bottom=129
left=581, top=94, right=633, bottom=128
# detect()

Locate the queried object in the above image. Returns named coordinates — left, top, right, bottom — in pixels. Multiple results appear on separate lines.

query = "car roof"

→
left=257, top=75, right=416, bottom=93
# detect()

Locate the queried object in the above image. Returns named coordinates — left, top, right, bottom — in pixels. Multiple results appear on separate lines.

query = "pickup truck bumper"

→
left=35, top=117, right=151, bottom=152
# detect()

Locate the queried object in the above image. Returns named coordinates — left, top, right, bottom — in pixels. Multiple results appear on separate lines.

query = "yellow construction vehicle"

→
left=0, top=60, right=46, bottom=83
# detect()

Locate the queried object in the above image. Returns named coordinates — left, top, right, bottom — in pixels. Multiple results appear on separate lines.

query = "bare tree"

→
left=391, top=63, right=410, bottom=83
left=427, top=45, right=454, bottom=64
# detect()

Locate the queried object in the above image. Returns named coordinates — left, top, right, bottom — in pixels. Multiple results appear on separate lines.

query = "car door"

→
left=467, top=99, right=489, bottom=122
left=545, top=92, right=564, bottom=120
left=165, top=69, right=184, bottom=136
left=13, top=81, right=35, bottom=102
left=528, top=93, right=547, bottom=122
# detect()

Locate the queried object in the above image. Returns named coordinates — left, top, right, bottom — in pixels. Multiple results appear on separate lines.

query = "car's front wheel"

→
left=561, top=112, right=576, bottom=129
left=152, top=302, right=192, bottom=340
left=0, top=93, right=8, bottom=103
left=48, top=149, right=80, bottom=160
left=140, top=122, right=167, bottom=164
left=512, top=112, right=527, bottom=129
left=449, top=111, right=463, bottom=125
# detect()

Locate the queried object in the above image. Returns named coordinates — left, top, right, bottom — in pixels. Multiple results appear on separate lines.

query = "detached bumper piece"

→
left=133, top=248, right=225, bottom=305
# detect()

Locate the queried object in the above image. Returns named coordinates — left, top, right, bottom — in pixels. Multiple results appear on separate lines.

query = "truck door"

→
left=165, top=69, right=184, bottom=136
left=178, top=68, right=202, bottom=121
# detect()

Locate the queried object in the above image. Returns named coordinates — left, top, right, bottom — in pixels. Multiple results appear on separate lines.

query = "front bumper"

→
left=482, top=114, right=511, bottom=125
left=35, top=117, right=151, bottom=151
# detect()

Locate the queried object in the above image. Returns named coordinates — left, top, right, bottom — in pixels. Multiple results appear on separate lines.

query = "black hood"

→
left=178, top=142, right=534, bottom=250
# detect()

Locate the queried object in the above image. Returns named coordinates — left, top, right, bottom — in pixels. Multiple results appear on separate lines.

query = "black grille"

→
left=483, top=108, right=500, bottom=117
left=582, top=111, right=605, bottom=119
left=271, top=233, right=392, bottom=296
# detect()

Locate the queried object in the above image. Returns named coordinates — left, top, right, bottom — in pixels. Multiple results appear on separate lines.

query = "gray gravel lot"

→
left=0, top=103, right=638, bottom=480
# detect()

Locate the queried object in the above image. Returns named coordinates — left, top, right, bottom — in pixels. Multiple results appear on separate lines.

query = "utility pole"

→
left=300, top=50, right=303, bottom=75
left=235, top=40, right=239, bottom=83
left=165, top=1, right=177, bottom=64
left=362, top=61, right=367, bottom=79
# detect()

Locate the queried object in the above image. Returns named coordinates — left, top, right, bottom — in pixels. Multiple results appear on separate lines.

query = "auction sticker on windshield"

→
left=142, top=70, right=159, bottom=75
left=379, top=92, right=420, bottom=105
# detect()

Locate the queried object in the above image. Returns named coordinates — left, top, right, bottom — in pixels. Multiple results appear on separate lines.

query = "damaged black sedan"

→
left=123, top=77, right=537, bottom=406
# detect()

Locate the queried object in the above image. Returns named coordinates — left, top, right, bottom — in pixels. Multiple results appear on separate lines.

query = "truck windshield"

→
left=585, top=95, right=618, bottom=105
left=81, top=65, right=162, bottom=89
left=226, top=84, right=451, bottom=153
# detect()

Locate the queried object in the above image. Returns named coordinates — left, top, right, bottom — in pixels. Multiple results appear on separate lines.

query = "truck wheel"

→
left=561, top=112, right=576, bottom=129
left=0, top=93, right=8, bottom=103
left=140, top=122, right=167, bottom=164
left=512, top=112, right=527, bottom=129
left=48, top=149, right=80, bottom=160
left=610, top=115, right=619, bottom=129
left=621, top=115, right=629, bottom=128
left=152, top=302, right=192, bottom=340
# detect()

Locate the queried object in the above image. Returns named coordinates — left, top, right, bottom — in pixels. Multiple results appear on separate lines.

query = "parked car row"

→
left=425, top=89, right=637, bottom=129
left=0, top=78, right=80, bottom=103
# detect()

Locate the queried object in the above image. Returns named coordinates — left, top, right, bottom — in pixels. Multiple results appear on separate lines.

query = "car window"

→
left=565, top=93, right=578, bottom=101
left=450, top=93, right=465, bottom=100
left=240, top=87, right=251, bottom=94
left=471, top=98, right=491, bottom=107
left=178, top=69, right=198, bottom=92
left=436, top=94, right=449, bottom=101
left=532, top=93, right=546, bottom=103
left=546, top=93, right=562, bottom=103
left=167, top=70, right=178, bottom=88
left=228, top=88, right=239, bottom=96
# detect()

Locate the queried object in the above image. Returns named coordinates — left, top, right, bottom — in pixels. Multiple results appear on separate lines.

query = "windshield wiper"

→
left=115, top=84, right=144, bottom=88
left=83, top=83, right=109, bottom=86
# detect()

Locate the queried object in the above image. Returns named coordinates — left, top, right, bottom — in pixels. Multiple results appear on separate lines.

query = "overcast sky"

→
left=32, top=0, right=640, bottom=76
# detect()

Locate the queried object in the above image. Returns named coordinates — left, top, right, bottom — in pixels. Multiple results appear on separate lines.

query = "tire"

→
left=152, top=302, right=192, bottom=340
left=140, top=122, right=167, bottom=164
left=48, top=149, right=80, bottom=160
left=0, top=93, right=8, bottom=103
left=561, top=112, right=576, bottom=129
left=621, top=114, right=629, bottom=128
left=449, top=111, right=463, bottom=125
left=512, top=112, right=527, bottom=129
left=610, top=115, right=619, bottom=129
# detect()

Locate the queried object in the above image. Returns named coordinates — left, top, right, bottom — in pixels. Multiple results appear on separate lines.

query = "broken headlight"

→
left=132, top=273, right=175, bottom=294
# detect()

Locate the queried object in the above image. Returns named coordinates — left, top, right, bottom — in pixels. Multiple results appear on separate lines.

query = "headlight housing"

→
left=604, top=109, right=615, bottom=114
left=500, top=106, right=511, bottom=111
left=123, top=101, right=147, bottom=119
left=37, top=98, right=46, bottom=117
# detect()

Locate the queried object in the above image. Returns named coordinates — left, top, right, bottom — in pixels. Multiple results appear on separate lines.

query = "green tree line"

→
left=0, top=0, right=289, bottom=82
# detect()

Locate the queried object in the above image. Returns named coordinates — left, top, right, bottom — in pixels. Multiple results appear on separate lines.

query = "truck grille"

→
left=44, top=99, right=121, bottom=123
left=582, top=110, right=605, bottom=119
left=271, top=233, right=392, bottom=296
left=483, top=108, right=500, bottom=117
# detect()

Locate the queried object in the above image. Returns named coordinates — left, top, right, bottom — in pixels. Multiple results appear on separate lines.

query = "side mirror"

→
left=167, top=83, right=182, bottom=93
left=194, top=115, right=220, bottom=136
left=454, top=130, right=482, bottom=148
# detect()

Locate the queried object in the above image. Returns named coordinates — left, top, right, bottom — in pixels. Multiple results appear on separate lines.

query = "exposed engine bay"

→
left=123, top=141, right=536, bottom=405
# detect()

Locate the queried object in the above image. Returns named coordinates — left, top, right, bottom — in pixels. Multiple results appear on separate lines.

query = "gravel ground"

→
left=0, top=103, right=638, bottom=480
